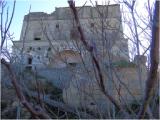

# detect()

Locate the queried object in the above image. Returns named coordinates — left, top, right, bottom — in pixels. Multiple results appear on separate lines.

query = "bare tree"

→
left=1, top=0, right=159, bottom=119
left=0, top=0, right=15, bottom=49
left=138, top=1, right=159, bottom=118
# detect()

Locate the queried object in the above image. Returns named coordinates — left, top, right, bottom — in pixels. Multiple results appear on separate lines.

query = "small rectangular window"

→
left=34, top=37, right=41, bottom=40
left=48, top=47, right=51, bottom=51
left=37, top=47, right=41, bottom=50
left=91, top=23, right=94, bottom=27
left=56, top=24, right=59, bottom=28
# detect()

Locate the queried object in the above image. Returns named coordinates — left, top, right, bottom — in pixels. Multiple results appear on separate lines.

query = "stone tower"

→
left=12, top=4, right=129, bottom=68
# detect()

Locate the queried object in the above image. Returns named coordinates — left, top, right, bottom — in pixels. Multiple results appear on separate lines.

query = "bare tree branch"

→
left=68, top=0, right=123, bottom=112
left=23, top=89, right=95, bottom=119
left=1, top=0, right=16, bottom=49
left=138, top=1, right=159, bottom=118
left=1, top=58, right=51, bottom=119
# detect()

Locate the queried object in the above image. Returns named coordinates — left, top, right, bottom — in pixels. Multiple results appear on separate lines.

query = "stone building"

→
left=12, top=4, right=148, bottom=113
left=12, top=4, right=129, bottom=69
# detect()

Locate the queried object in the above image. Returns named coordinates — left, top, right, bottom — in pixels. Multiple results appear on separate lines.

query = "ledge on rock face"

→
left=112, top=60, right=136, bottom=68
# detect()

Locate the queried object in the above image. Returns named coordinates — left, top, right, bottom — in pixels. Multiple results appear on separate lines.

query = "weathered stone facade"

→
left=13, top=4, right=129, bottom=68
left=63, top=59, right=148, bottom=112
left=12, top=4, right=148, bottom=113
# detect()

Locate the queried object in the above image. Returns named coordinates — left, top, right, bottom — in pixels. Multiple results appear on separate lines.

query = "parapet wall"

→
left=24, top=4, right=121, bottom=21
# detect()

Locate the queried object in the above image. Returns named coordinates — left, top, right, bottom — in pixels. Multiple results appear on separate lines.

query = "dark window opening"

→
left=91, top=23, right=94, bottom=27
left=26, top=57, right=32, bottom=70
left=56, top=24, right=59, bottom=28
left=29, top=47, right=32, bottom=50
left=68, top=63, right=77, bottom=67
left=34, top=37, right=41, bottom=40
left=90, top=102, right=95, bottom=105
left=28, top=57, right=32, bottom=64
left=48, top=47, right=51, bottom=51
left=37, top=47, right=41, bottom=50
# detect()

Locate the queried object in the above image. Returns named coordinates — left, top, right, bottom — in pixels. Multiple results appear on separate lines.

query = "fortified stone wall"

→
left=13, top=4, right=129, bottom=68
left=63, top=58, right=148, bottom=112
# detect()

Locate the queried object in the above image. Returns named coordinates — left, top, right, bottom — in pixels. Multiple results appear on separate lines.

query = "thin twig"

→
left=68, top=0, right=122, bottom=111
left=138, top=1, right=159, bottom=118
left=1, top=0, right=16, bottom=49
left=1, top=58, right=50, bottom=119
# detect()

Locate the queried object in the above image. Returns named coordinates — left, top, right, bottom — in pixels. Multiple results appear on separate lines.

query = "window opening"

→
left=56, top=24, right=59, bottom=28
left=34, top=37, right=41, bottom=40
